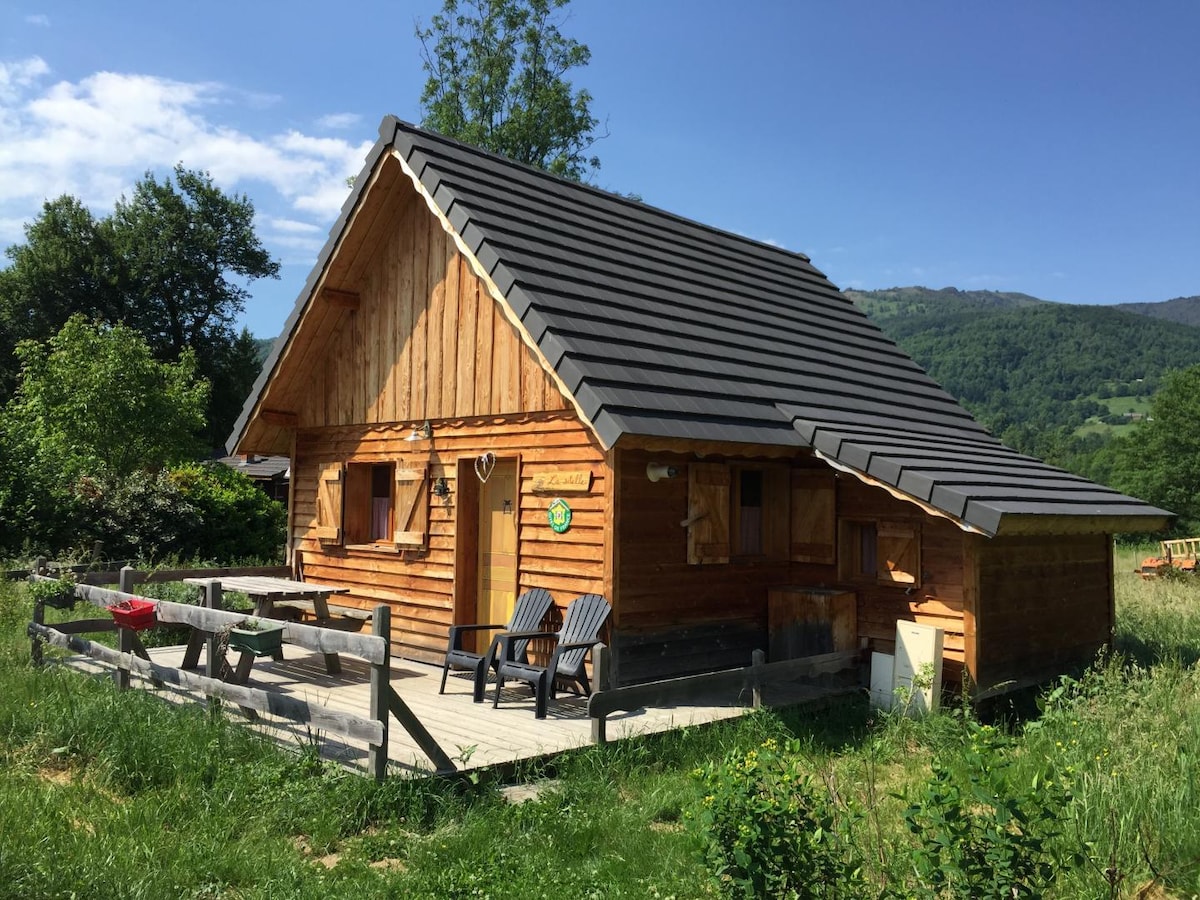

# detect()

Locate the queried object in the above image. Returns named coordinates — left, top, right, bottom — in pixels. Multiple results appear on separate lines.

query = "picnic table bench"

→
left=182, top=576, right=351, bottom=681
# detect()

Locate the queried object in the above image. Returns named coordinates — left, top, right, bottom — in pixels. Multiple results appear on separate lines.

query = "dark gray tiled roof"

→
left=230, top=117, right=1170, bottom=535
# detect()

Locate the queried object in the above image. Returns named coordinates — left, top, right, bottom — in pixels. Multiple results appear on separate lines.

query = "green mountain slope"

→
left=1114, top=295, right=1200, bottom=327
left=844, top=287, right=1200, bottom=458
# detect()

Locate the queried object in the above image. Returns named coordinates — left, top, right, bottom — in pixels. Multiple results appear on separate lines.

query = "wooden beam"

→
left=321, top=288, right=361, bottom=310
left=27, top=623, right=384, bottom=744
left=259, top=408, right=298, bottom=428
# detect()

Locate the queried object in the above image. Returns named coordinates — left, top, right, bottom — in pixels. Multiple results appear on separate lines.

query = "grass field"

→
left=1, top=549, right=1198, bottom=898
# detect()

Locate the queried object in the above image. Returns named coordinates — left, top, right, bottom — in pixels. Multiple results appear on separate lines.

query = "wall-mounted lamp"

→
left=432, top=476, right=451, bottom=499
left=646, top=462, right=679, bottom=483
left=405, top=420, right=433, bottom=442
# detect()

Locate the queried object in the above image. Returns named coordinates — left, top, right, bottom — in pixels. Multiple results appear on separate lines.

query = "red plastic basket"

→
left=110, top=598, right=158, bottom=631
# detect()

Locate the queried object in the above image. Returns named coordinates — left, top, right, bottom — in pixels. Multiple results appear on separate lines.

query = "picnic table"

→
left=181, top=575, right=351, bottom=681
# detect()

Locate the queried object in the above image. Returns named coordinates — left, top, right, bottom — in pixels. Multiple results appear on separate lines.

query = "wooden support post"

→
left=369, top=604, right=390, bottom=781
left=30, top=572, right=45, bottom=668
left=115, top=567, right=135, bottom=690
left=590, top=643, right=610, bottom=744
left=35, top=555, right=47, bottom=576
left=204, top=580, right=225, bottom=681
left=751, top=649, right=766, bottom=709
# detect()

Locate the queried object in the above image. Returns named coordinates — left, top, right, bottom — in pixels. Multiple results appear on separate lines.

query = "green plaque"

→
left=547, top=498, right=572, bottom=533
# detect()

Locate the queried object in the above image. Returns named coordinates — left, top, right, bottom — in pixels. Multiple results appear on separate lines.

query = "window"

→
left=839, top=519, right=919, bottom=586
left=345, top=462, right=393, bottom=545
left=315, top=460, right=429, bottom=551
left=687, top=463, right=789, bottom=564
left=734, top=468, right=764, bottom=555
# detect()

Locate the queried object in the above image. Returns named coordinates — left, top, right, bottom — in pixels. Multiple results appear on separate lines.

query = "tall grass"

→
left=2, top=555, right=1200, bottom=897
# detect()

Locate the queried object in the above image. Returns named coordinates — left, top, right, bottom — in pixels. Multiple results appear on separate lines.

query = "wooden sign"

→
left=531, top=469, right=593, bottom=493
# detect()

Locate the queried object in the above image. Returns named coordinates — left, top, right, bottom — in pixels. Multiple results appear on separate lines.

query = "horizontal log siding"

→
left=297, top=185, right=567, bottom=429
left=835, top=479, right=968, bottom=677
left=293, top=415, right=606, bottom=664
left=973, top=533, right=1112, bottom=694
left=614, top=450, right=788, bottom=683
left=611, top=451, right=970, bottom=687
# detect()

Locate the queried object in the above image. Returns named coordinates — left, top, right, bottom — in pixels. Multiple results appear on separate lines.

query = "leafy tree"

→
left=417, top=0, right=602, bottom=181
left=0, top=166, right=279, bottom=449
left=0, top=197, right=120, bottom=395
left=5, top=316, right=208, bottom=479
left=1107, top=365, right=1200, bottom=530
left=108, top=165, right=279, bottom=362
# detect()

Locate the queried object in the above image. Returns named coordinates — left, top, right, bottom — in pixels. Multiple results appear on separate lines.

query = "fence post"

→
left=368, top=603, right=391, bottom=781
left=30, top=558, right=46, bottom=667
left=751, top=649, right=766, bottom=709
left=114, top=566, right=136, bottom=690
left=590, top=643, right=610, bottom=744
left=205, top=581, right=225, bottom=689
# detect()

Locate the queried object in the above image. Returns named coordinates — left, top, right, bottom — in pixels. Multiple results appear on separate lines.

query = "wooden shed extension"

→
left=229, top=116, right=1170, bottom=694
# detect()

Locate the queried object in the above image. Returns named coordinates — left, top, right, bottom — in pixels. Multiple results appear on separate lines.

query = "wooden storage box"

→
left=767, top=587, right=856, bottom=662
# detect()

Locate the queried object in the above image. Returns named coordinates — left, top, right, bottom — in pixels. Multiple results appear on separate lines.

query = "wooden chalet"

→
left=228, top=117, right=1171, bottom=697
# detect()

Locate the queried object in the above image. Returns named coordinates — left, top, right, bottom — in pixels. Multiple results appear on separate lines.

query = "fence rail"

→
left=24, top=567, right=456, bottom=778
left=587, top=646, right=859, bottom=742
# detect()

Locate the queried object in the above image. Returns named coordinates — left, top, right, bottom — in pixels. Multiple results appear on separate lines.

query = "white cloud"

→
left=268, top=217, right=323, bottom=234
left=24, top=14, right=50, bottom=27
left=0, top=56, right=371, bottom=239
left=317, top=112, right=361, bottom=130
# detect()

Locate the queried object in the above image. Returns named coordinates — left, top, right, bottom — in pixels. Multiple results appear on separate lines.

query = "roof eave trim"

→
left=814, top=448, right=993, bottom=536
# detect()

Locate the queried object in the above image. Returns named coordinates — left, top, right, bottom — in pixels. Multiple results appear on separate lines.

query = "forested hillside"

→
left=844, top=287, right=1200, bottom=468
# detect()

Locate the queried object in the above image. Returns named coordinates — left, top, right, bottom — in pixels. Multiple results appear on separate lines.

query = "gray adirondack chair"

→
left=439, top=588, right=555, bottom=702
left=491, top=593, right=611, bottom=718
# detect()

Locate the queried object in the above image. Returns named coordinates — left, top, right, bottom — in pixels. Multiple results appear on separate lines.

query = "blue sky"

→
left=2, top=1, right=1198, bottom=339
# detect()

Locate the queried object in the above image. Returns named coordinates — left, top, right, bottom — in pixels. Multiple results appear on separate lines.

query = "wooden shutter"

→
left=762, top=465, right=791, bottom=560
left=315, top=462, right=344, bottom=544
left=790, top=470, right=836, bottom=564
left=877, top=521, right=919, bottom=585
left=687, top=463, right=730, bottom=565
left=393, top=464, right=429, bottom=548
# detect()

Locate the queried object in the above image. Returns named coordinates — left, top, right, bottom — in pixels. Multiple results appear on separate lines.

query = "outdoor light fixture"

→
left=646, top=462, right=679, bottom=482
left=432, top=477, right=451, bottom=499
left=405, top=420, right=433, bottom=442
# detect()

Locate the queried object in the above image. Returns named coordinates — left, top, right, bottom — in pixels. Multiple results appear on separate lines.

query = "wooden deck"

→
left=61, top=643, right=850, bottom=776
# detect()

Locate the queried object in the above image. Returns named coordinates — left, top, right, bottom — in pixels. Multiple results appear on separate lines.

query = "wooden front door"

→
left=478, top=459, right=518, bottom=627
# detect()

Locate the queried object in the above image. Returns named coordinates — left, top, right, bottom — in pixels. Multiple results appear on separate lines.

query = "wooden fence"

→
left=25, top=568, right=456, bottom=778
left=587, top=646, right=859, bottom=742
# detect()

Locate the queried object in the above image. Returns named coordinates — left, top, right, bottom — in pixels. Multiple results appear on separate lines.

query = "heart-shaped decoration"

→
left=474, top=451, right=497, bottom=484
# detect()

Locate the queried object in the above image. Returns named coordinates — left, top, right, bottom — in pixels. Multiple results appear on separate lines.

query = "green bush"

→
left=72, top=469, right=194, bottom=560
left=691, top=737, right=861, bottom=898
left=897, top=720, right=1079, bottom=899
left=169, top=462, right=285, bottom=563
left=67, top=463, right=283, bottom=564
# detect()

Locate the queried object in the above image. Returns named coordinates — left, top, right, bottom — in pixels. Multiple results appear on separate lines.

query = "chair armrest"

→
left=554, top=639, right=600, bottom=653
left=496, top=629, right=559, bottom=641
left=447, top=622, right=505, bottom=652
left=494, top=630, right=559, bottom=663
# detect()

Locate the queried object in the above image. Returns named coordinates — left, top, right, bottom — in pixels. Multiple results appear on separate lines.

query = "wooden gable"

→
left=239, top=153, right=572, bottom=452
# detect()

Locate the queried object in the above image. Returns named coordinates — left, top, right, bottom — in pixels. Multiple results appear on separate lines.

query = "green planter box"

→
left=228, top=622, right=284, bottom=657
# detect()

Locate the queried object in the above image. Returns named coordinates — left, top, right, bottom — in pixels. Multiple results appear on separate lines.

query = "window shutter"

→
left=877, top=521, right=919, bottom=585
left=763, top=466, right=791, bottom=560
left=315, top=462, right=344, bottom=544
left=790, top=470, right=836, bottom=564
left=687, top=463, right=730, bottom=565
left=393, top=464, right=429, bottom=548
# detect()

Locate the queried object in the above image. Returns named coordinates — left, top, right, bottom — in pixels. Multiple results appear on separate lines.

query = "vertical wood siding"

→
left=973, top=533, right=1112, bottom=694
left=297, top=189, right=567, bottom=429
